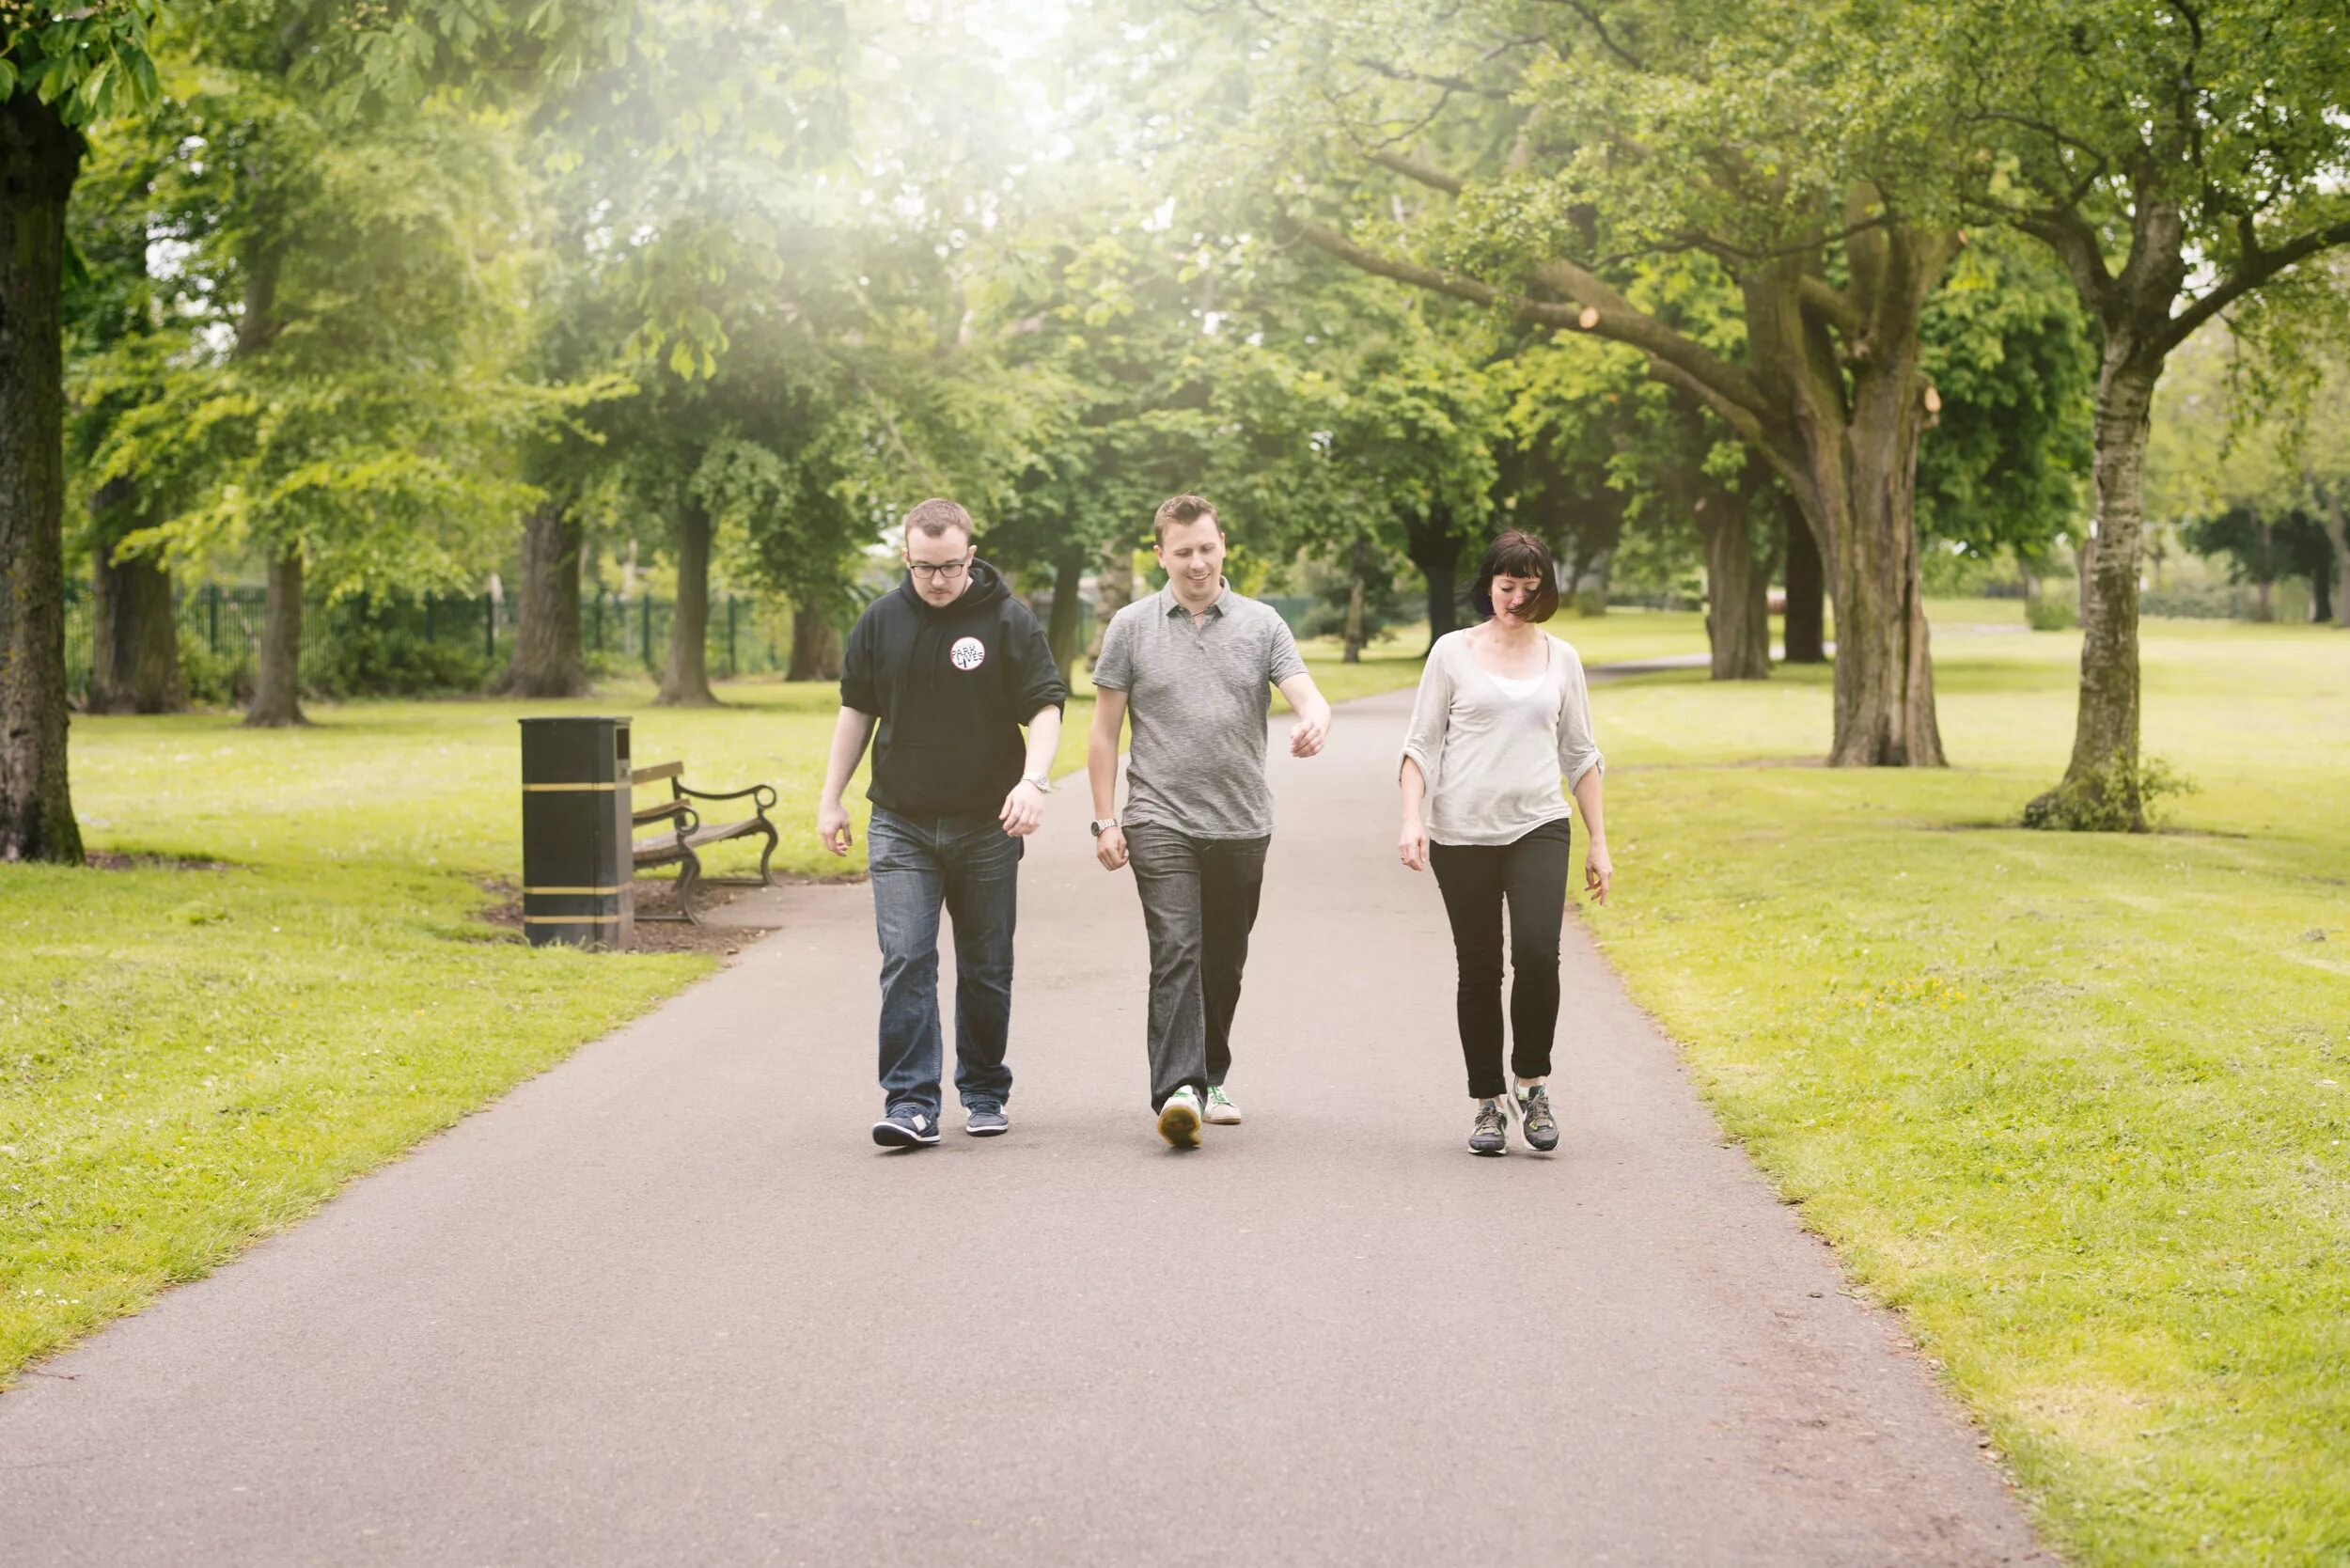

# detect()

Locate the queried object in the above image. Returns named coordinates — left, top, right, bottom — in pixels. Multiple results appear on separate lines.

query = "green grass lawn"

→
left=1584, top=616, right=2350, bottom=1567
left=0, top=646, right=1424, bottom=1383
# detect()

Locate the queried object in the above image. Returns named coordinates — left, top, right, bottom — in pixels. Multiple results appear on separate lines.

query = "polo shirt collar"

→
left=1163, top=578, right=1231, bottom=618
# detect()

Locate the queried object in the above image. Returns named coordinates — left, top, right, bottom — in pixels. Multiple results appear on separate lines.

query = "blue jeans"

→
left=868, top=807, right=1022, bottom=1117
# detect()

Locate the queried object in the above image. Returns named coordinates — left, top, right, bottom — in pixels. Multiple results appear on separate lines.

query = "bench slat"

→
left=632, top=816, right=771, bottom=864
left=631, top=761, right=683, bottom=786
left=632, top=800, right=689, bottom=825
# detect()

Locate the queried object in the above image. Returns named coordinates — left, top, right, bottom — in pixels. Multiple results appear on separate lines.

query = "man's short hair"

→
left=1153, top=493, right=1219, bottom=544
left=902, top=498, right=974, bottom=542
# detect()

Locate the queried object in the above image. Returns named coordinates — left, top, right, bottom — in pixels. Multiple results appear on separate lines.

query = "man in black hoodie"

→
left=818, top=498, right=1069, bottom=1148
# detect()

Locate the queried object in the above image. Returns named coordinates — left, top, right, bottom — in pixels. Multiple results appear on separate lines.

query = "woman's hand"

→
left=1398, top=818, right=1428, bottom=872
left=1584, top=839, right=1613, bottom=904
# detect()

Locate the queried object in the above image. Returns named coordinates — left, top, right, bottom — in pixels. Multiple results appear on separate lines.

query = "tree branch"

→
left=1348, top=55, right=1515, bottom=102
left=1280, top=218, right=1769, bottom=414
left=1536, top=0, right=1648, bottom=72
left=2159, top=214, right=2350, bottom=354
left=1368, top=149, right=1466, bottom=196
left=1798, top=274, right=1864, bottom=338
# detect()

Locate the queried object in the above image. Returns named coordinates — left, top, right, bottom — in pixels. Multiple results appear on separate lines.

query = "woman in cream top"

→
left=1397, top=530, right=1612, bottom=1156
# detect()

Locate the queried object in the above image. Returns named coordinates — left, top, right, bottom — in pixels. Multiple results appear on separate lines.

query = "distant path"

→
left=0, top=687, right=2047, bottom=1565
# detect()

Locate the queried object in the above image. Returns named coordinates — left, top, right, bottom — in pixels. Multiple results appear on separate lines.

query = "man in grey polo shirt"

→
left=1087, top=493, right=1334, bottom=1148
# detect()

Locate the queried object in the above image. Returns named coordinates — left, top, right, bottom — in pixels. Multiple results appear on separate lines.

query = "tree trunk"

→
left=0, top=92, right=86, bottom=861
left=2312, top=560, right=2333, bottom=625
left=656, top=503, right=719, bottom=706
left=243, top=548, right=308, bottom=727
left=1700, top=493, right=1771, bottom=680
left=1745, top=230, right=1948, bottom=766
left=2321, top=486, right=2349, bottom=629
left=1780, top=493, right=1826, bottom=663
left=787, top=589, right=842, bottom=682
left=1402, top=510, right=1465, bottom=649
left=2252, top=515, right=2275, bottom=620
left=86, top=477, right=187, bottom=714
left=2041, top=347, right=2162, bottom=823
left=495, top=499, right=590, bottom=697
left=1342, top=533, right=1368, bottom=664
left=1044, top=550, right=1085, bottom=683
left=1088, top=538, right=1132, bottom=663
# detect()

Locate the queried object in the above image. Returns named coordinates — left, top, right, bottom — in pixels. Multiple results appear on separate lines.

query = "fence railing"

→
left=63, top=584, right=797, bottom=699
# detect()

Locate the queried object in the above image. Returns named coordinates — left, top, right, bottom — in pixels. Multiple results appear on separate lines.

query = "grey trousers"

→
left=1124, top=823, right=1271, bottom=1110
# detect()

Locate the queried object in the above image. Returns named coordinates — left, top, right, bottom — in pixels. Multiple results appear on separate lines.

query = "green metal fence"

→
left=63, top=584, right=796, bottom=700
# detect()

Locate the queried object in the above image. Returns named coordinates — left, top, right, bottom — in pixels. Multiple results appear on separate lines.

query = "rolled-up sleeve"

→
left=1400, top=647, right=1451, bottom=785
left=1557, top=652, right=1604, bottom=791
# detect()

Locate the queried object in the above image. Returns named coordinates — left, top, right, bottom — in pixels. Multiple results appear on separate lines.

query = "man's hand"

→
left=1289, top=711, right=1329, bottom=758
left=999, top=780, right=1046, bottom=838
left=1398, top=818, right=1428, bottom=872
left=818, top=798, right=854, bottom=857
left=1584, top=839, right=1614, bottom=904
left=1095, top=823, right=1129, bottom=871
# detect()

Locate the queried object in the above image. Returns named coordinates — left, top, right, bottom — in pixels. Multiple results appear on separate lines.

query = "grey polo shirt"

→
left=1092, top=582, right=1308, bottom=839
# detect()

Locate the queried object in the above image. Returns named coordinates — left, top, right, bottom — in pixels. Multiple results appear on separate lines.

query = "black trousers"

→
left=1429, top=818, right=1573, bottom=1101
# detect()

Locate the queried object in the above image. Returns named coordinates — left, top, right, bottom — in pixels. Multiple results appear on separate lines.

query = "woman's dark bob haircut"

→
left=1467, top=529, right=1561, bottom=623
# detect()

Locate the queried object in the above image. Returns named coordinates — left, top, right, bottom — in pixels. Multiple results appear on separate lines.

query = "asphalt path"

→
left=0, top=685, right=2048, bottom=1566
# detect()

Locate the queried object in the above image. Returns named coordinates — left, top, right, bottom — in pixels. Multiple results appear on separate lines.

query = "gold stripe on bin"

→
left=522, top=914, right=622, bottom=925
left=523, top=886, right=624, bottom=897
left=522, top=781, right=619, bottom=792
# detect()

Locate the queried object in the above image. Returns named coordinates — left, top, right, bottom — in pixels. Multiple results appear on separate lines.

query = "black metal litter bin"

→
left=519, top=716, right=634, bottom=949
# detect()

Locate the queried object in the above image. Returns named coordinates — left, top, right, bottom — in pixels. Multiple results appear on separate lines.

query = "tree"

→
left=86, top=67, right=564, bottom=726
left=1913, top=232, right=2098, bottom=589
left=5, top=1, right=627, bottom=852
left=65, top=96, right=204, bottom=714
left=1195, top=0, right=1969, bottom=762
left=0, top=2, right=165, bottom=859
left=1960, top=0, right=2350, bottom=824
left=2150, top=320, right=2350, bottom=628
left=1499, top=329, right=1776, bottom=679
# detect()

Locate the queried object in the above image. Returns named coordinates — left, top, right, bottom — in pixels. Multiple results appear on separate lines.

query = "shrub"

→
left=2024, top=590, right=2078, bottom=631
left=2141, top=584, right=2255, bottom=620
left=178, top=626, right=254, bottom=708
left=314, top=623, right=495, bottom=698
left=2022, top=754, right=2194, bottom=832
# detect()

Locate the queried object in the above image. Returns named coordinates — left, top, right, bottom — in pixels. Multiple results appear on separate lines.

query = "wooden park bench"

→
left=630, top=761, right=780, bottom=923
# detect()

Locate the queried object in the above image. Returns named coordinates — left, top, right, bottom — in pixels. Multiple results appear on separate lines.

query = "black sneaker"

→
left=1514, top=1083, right=1559, bottom=1152
left=1468, top=1098, right=1509, bottom=1156
left=964, top=1101, right=1009, bottom=1137
left=871, top=1104, right=941, bottom=1148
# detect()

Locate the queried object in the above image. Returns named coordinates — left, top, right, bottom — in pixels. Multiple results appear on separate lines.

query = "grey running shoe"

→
left=1203, top=1085, right=1243, bottom=1124
left=871, top=1104, right=941, bottom=1148
left=1469, top=1097, right=1510, bottom=1156
left=964, top=1101, right=1009, bottom=1137
left=1514, top=1082, right=1560, bottom=1152
left=1158, top=1087, right=1203, bottom=1149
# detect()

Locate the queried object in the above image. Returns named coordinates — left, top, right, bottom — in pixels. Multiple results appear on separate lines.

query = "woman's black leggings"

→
left=1429, top=818, right=1573, bottom=1100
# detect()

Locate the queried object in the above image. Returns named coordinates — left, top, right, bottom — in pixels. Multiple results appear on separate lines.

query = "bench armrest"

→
left=677, top=782, right=777, bottom=815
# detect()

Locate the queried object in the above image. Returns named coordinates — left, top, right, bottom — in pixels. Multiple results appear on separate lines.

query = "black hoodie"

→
left=839, top=559, right=1069, bottom=818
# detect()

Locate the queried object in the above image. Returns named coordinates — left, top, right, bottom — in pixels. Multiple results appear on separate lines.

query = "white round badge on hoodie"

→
left=949, top=635, right=987, bottom=671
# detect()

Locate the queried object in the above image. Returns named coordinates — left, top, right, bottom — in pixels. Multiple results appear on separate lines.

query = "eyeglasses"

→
left=907, top=559, right=968, bottom=581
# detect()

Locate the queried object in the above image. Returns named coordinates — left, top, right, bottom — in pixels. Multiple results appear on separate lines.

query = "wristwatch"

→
left=1090, top=818, right=1120, bottom=838
left=1022, top=770, right=1053, bottom=793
